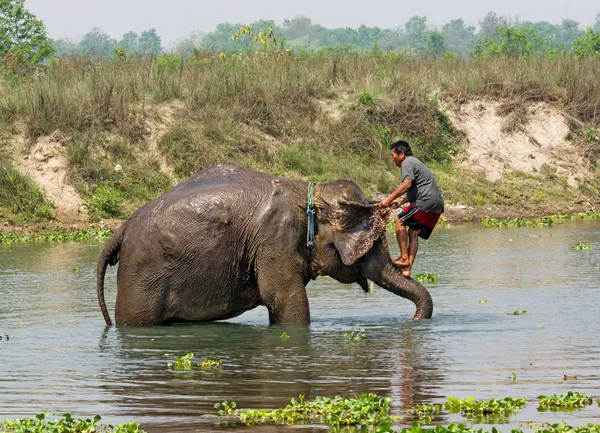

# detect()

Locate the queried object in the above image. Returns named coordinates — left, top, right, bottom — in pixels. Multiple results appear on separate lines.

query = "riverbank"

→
left=1, top=55, right=599, bottom=228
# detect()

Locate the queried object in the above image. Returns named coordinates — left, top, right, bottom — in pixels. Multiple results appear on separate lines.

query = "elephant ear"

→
left=330, top=200, right=391, bottom=266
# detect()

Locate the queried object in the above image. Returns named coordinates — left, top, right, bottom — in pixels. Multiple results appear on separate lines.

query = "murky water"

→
left=1, top=221, right=599, bottom=432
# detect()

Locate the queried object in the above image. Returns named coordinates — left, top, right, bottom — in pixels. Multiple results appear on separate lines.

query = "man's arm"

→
left=379, top=178, right=413, bottom=207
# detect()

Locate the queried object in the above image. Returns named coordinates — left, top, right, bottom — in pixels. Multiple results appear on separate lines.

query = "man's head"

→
left=390, top=140, right=413, bottom=167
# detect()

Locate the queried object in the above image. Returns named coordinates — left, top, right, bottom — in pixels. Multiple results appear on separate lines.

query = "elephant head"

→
left=310, top=181, right=433, bottom=320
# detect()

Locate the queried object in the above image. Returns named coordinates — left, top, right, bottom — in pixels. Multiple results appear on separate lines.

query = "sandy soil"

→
left=16, top=131, right=88, bottom=224
left=449, top=100, right=589, bottom=187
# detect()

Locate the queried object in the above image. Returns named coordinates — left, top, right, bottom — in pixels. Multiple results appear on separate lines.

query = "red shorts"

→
left=397, top=205, right=441, bottom=240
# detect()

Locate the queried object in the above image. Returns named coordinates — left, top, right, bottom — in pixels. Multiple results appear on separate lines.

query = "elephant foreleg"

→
left=256, top=265, right=310, bottom=325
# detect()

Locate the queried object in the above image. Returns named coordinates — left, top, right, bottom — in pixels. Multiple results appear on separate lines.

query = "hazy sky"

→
left=26, top=0, right=599, bottom=46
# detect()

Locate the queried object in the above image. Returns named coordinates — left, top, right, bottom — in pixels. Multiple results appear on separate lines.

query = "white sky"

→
left=25, top=0, right=599, bottom=45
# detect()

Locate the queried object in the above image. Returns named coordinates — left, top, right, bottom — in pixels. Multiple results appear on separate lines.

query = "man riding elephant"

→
left=97, top=165, right=433, bottom=326
left=379, top=141, right=445, bottom=277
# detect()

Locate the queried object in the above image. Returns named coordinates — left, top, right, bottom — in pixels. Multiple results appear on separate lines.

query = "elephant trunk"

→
left=361, top=238, right=433, bottom=320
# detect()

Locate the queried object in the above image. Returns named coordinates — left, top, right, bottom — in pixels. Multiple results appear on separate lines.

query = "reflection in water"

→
left=1, top=221, right=599, bottom=432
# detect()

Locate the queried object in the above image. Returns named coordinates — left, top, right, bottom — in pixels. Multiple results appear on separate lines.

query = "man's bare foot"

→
left=401, top=267, right=411, bottom=278
left=393, top=257, right=410, bottom=268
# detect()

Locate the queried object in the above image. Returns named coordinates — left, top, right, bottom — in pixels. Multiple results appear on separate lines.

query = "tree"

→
left=79, top=27, right=116, bottom=58
left=0, top=0, right=54, bottom=64
left=474, top=27, right=533, bottom=58
left=53, top=38, right=78, bottom=56
left=174, top=30, right=206, bottom=55
left=442, top=19, right=476, bottom=58
left=404, top=16, right=429, bottom=53
left=519, top=21, right=565, bottom=53
left=119, top=31, right=138, bottom=53
left=572, top=29, right=600, bottom=57
left=426, top=31, right=453, bottom=58
left=137, top=28, right=162, bottom=56
left=478, top=12, right=507, bottom=41
left=594, top=13, right=600, bottom=32
left=558, top=19, right=583, bottom=49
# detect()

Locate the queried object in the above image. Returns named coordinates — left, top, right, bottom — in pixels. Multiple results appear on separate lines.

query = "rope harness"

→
left=306, top=182, right=316, bottom=248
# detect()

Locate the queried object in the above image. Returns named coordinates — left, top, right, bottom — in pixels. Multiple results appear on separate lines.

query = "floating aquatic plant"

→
left=167, top=353, right=222, bottom=371
left=199, top=356, right=222, bottom=371
left=217, top=393, right=398, bottom=430
left=406, top=404, right=443, bottom=422
left=345, top=328, right=366, bottom=342
left=482, top=212, right=600, bottom=229
left=414, top=273, right=438, bottom=283
left=280, top=332, right=290, bottom=341
left=571, top=243, right=592, bottom=250
left=444, top=396, right=527, bottom=418
left=537, top=392, right=593, bottom=411
left=0, top=229, right=112, bottom=243
left=1, top=412, right=145, bottom=433
left=168, top=352, right=195, bottom=370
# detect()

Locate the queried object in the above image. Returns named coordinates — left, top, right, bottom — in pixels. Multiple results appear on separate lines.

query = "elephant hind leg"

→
left=115, top=282, right=168, bottom=326
left=256, top=265, right=310, bottom=325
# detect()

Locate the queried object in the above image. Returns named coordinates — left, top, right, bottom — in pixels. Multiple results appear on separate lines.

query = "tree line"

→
left=2, top=0, right=600, bottom=66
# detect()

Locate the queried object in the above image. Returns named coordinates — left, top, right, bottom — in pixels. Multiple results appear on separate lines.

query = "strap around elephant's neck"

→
left=306, top=182, right=316, bottom=248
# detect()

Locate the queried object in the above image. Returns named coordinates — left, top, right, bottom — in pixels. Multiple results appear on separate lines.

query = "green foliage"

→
left=537, top=392, right=594, bottom=411
left=444, top=396, right=527, bottom=418
left=359, top=90, right=375, bottom=106
left=0, top=0, right=54, bottom=66
left=399, top=422, right=600, bottom=433
left=506, top=310, right=528, bottom=315
left=137, top=28, right=162, bottom=56
left=199, top=356, right=223, bottom=371
left=89, top=184, right=125, bottom=219
left=426, top=32, right=454, bottom=59
left=572, top=30, right=600, bottom=57
left=167, top=353, right=222, bottom=371
left=0, top=411, right=145, bottom=433
left=407, top=404, right=443, bottom=422
left=0, top=161, right=54, bottom=221
left=571, top=243, right=592, bottom=250
left=414, top=273, right=439, bottom=283
left=168, top=352, right=195, bottom=371
left=344, top=328, right=366, bottom=342
left=280, top=332, right=290, bottom=341
left=474, top=27, right=534, bottom=59
left=227, top=393, right=396, bottom=429
left=0, top=229, right=112, bottom=243
left=214, top=401, right=237, bottom=415
left=482, top=212, right=600, bottom=228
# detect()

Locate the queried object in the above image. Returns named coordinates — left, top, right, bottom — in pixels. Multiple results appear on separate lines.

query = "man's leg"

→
left=394, top=215, right=409, bottom=267
left=406, top=228, right=422, bottom=277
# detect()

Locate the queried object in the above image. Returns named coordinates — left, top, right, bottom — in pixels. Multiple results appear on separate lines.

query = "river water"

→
left=0, top=221, right=599, bottom=432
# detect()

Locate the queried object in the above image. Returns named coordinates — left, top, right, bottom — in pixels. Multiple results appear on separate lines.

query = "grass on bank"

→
left=0, top=54, right=599, bottom=224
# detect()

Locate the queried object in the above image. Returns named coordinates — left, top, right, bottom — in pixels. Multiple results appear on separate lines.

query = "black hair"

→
left=390, top=140, right=413, bottom=156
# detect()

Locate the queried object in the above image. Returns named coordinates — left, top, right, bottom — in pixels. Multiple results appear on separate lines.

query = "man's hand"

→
left=379, top=197, right=393, bottom=208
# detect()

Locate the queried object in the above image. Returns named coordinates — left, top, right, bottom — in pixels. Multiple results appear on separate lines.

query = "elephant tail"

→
left=97, top=225, right=124, bottom=326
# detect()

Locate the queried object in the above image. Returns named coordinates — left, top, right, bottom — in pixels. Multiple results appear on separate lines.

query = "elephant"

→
left=97, top=165, right=433, bottom=326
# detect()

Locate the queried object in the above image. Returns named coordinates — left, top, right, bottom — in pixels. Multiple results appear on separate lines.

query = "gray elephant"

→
left=97, top=165, right=433, bottom=326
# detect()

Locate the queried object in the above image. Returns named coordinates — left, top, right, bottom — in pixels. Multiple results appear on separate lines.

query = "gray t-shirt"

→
left=401, top=156, right=444, bottom=213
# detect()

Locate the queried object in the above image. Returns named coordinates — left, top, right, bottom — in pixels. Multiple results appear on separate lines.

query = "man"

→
left=379, top=141, right=444, bottom=277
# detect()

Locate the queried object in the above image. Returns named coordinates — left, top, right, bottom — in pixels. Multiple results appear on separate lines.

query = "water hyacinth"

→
left=0, top=412, right=145, bottom=433
left=444, top=396, right=527, bottom=418
left=537, top=392, right=594, bottom=411
left=218, top=393, right=398, bottom=429
left=0, top=229, right=112, bottom=243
